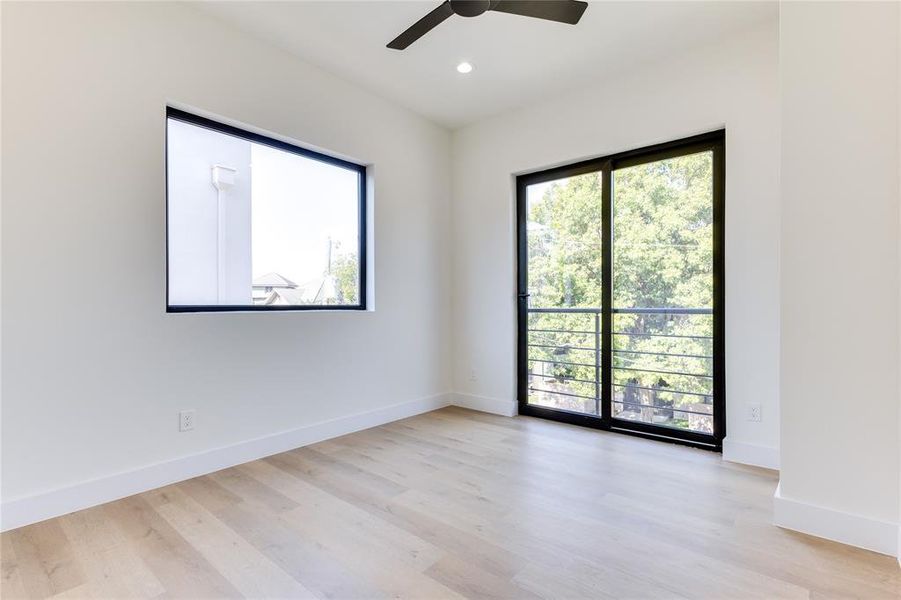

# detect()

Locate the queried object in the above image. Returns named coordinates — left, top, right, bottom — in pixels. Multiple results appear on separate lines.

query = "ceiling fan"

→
left=387, top=0, right=589, bottom=50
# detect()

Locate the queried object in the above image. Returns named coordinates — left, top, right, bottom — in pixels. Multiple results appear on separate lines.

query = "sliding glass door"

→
left=517, top=132, right=725, bottom=449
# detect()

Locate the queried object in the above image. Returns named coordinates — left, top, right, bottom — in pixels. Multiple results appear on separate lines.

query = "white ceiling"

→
left=194, top=1, right=777, bottom=129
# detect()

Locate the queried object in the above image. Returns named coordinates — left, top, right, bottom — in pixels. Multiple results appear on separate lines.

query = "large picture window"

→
left=166, top=107, right=367, bottom=312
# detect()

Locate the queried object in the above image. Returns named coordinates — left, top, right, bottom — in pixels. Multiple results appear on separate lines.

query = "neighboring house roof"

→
left=263, top=275, right=339, bottom=306
left=252, top=272, right=297, bottom=289
left=262, top=287, right=305, bottom=306
left=312, top=276, right=337, bottom=304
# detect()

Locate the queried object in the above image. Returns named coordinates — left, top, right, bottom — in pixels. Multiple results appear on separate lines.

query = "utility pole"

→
left=327, top=236, right=333, bottom=275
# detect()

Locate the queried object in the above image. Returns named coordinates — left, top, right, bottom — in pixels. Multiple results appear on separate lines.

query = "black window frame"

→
left=516, top=130, right=725, bottom=450
left=165, top=107, right=368, bottom=313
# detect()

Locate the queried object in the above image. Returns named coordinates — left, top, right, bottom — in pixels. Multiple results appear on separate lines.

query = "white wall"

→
left=167, top=120, right=252, bottom=306
left=777, top=1, right=900, bottom=556
left=450, top=23, right=781, bottom=467
left=1, top=1, right=451, bottom=525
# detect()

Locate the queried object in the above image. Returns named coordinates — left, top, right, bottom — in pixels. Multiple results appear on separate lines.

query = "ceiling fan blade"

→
left=490, top=0, right=588, bottom=25
left=387, top=1, right=455, bottom=50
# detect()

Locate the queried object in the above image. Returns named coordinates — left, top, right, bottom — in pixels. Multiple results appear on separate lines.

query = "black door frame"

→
left=516, top=130, right=726, bottom=450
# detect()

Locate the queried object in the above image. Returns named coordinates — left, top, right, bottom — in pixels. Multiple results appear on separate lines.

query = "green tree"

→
left=331, top=247, right=359, bottom=305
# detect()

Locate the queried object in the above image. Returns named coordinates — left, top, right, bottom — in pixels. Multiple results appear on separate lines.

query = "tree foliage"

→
left=331, top=244, right=359, bottom=305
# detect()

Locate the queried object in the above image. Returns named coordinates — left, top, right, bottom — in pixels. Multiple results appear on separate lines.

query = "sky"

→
left=526, top=179, right=555, bottom=209
left=250, top=143, right=359, bottom=286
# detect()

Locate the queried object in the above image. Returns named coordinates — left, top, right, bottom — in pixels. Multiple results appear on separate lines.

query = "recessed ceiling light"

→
left=456, top=62, right=473, bottom=74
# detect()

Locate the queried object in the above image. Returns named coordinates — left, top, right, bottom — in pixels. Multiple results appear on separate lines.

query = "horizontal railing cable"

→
left=611, top=382, right=711, bottom=398
left=614, top=365, right=712, bottom=379
left=612, top=401, right=714, bottom=418
left=528, top=343, right=597, bottom=352
left=614, top=348, right=713, bottom=360
left=528, top=387, right=596, bottom=401
left=527, top=307, right=712, bottom=315
left=527, top=328, right=596, bottom=335
left=528, top=358, right=597, bottom=369
left=529, top=373, right=600, bottom=386
left=612, top=331, right=712, bottom=341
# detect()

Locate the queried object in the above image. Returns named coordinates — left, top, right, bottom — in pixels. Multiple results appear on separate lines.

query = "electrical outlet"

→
left=179, top=409, right=196, bottom=432
left=746, top=403, right=761, bottom=422
left=469, top=368, right=478, bottom=382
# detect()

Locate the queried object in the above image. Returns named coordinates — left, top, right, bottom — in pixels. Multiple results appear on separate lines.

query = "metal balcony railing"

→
left=526, top=307, right=714, bottom=433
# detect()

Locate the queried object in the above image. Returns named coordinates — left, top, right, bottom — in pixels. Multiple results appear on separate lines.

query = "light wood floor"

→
left=2, top=407, right=899, bottom=599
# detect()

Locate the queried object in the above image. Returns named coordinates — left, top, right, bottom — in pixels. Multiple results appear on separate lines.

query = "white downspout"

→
left=211, top=165, right=237, bottom=304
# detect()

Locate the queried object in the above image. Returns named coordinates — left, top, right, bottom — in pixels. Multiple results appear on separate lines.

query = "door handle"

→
left=518, top=293, right=531, bottom=299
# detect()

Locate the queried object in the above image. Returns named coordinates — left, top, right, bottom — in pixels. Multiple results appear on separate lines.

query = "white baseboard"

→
left=722, top=437, right=780, bottom=470
left=0, top=393, right=453, bottom=532
left=451, top=392, right=518, bottom=416
left=773, top=482, right=899, bottom=557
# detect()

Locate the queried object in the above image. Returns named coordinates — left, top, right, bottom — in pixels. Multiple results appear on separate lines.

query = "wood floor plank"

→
left=206, top=468, right=299, bottom=515
left=5, top=519, right=84, bottom=599
left=423, top=553, right=540, bottom=600
left=2, top=407, right=899, bottom=599
left=212, top=499, right=383, bottom=599
left=236, top=459, right=446, bottom=573
left=274, top=505, right=464, bottom=600
left=152, top=486, right=316, bottom=599
left=103, top=495, right=242, bottom=599
left=174, top=475, right=243, bottom=514
left=58, top=506, right=165, bottom=599
left=1, top=533, right=30, bottom=599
